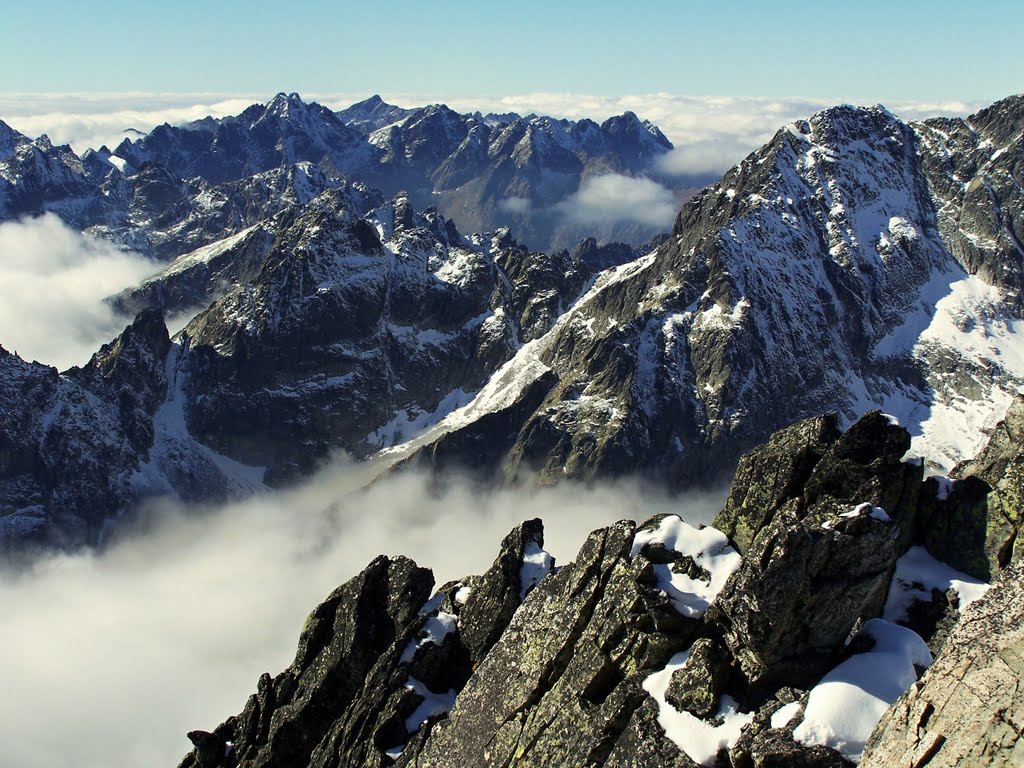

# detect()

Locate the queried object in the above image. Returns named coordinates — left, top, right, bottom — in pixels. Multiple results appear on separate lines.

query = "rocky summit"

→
left=176, top=410, right=1022, bottom=768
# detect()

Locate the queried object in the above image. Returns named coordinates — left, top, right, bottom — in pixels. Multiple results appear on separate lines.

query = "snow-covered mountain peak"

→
left=0, top=119, right=27, bottom=160
left=335, top=94, right=415, bottom=133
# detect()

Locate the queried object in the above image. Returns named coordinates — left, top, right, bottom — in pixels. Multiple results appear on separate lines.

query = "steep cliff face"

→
left=395, top=97, right=1024, bottom=489
left=0, top=191, right=598, bottom=547
left=0, top=311, right=170, bottom=550
left=176, top=411, right=1007, bottom=768
left=175, top=192, right=591, bottom=482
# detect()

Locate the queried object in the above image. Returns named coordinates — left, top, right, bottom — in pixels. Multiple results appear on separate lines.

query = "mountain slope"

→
left=394, top=97, right=1024, bottom=485
left=0, top=192, right=598, bottom=548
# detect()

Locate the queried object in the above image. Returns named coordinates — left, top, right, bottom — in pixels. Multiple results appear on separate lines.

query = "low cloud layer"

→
left=557, top=173, right=679, bottom=228
left=0, top=462, right=725, bottom=768
left=498, top=195, right=532, bottom=215
left=0, top=215, right=158, bottom=369
left=0, top=93, right=266, bottom=153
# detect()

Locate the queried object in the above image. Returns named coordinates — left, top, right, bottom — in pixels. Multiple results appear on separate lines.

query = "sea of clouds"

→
left=0, top=462, right=724, bottom=768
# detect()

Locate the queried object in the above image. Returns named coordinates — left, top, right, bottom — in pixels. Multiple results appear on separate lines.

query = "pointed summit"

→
left=336, top=95, right=415, bottom=133
left=0, top=118, right=27, bottom=160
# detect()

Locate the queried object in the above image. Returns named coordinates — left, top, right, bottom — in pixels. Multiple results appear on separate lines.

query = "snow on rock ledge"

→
left=793, top=619, right=932, bottom=762
left=642, top=646, right=754, bottom=766
left=631, top=515, right=741, bottom=618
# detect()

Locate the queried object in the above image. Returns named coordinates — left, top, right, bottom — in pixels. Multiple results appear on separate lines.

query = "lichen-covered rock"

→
left=405, top=519, right=701, bottom=767
left=861, top=558, right=1024, bottom=768
left=602, top=699, right=695, bottom=768
left=712, top=413, right=841, bottom=553
left=664, top=637, right=731, bottom=718
left=177, top=555, right=433, bottom=768
left=798, top=411, right=922, bottom=548
left=748, top=728, right=853, bottom=768
left=455, top=518, right=549, bottom=662
left=709, top=502, right=901, bottom=688
left=705, top=412, right=929, bottom=688
left=172, top=406, right=1014, bottom=768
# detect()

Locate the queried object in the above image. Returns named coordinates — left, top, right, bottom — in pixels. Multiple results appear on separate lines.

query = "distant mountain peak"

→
left=336, top=94, right=415, bottom=134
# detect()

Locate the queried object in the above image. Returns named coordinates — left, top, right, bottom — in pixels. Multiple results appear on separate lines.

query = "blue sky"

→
left=2, top=0, right=1020, bottom=103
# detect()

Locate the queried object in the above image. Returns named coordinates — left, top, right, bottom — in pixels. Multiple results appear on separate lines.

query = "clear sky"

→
left=1, top=0, right=1020, bottom=103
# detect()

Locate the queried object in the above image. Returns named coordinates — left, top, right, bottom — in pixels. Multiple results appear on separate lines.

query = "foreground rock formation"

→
left=177, top=410, right=1021, bottom=767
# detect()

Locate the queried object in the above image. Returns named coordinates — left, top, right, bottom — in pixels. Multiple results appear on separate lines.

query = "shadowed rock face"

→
left=952, top=394, right=1024, bottom=576
left=0, top=192, right=598, bottom=550
left=176, top=410, right=1014, bottom=768
left=398, top=96, right=1024, bottom=496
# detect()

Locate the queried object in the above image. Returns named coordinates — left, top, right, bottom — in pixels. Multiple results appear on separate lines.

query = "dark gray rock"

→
left=177, top=555, right=433, bottom=768
left=664, top=637, right=731, bottom=718
left=952, top=394, right=1024, bottom=574
left=402, top=519, right=700, bottom=767
left=713, top=414, right=841, bottom=554
left=914, top=474, right=992, bottom=581
left=707, top=413, right=913, bottom=689
left=748, top=729, right=852, bottom=768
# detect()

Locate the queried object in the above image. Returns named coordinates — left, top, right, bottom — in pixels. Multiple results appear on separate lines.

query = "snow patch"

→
left=837, top=502, right=891, bottom=523
left=770, top=701, right=802, bottom=729
left=400, top=612, right=458, bottom=665
left=793, top=620, right=932, bottom=762
left=631, top=516, right=741, bottom=619
left=404, top=676, right=457, bottom=733
left=932, top=475, right=955, bottom=501
left=519, top=539, right=554, bottom=599
left=131, top=343, right=266, bottom=498
left=883, top=545, right=990, bottom=623
left=643, top=648, right=754, bottom=766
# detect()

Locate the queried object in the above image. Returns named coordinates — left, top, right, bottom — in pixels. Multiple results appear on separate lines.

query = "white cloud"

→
left=0, top=214, right=158, bottom=369
left=0, top=463, right=726, bottom=768
left=498, top=196, right=532, bottom=215
left=557, top=174, right=678, bottom=228
left=0, top=93, right=266, bottom=153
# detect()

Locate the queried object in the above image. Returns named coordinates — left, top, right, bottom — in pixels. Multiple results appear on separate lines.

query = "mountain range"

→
left=0, top=92, right=678, bottom=255
left=1, top=91, right=1023, bottom=767
left=2, top=94, right=1024, bottom=555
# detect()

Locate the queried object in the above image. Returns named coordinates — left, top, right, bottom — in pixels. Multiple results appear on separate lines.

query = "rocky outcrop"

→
left=708, top=412, right=919, bottom=688
left=862, top=557, right=1024, bottom=767
left=0, top=310, right=172, bottom=552
left=177, top=411, right=996, bottom=768
left=712, top=414, right=841, bottom=554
